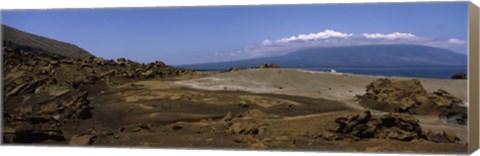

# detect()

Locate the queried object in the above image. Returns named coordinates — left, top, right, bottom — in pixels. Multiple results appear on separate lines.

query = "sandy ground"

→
left=67, top=77, right=466, bottom=153
left=175, top=68, right=467, bottom=103
left=4, top=68, right=468, bottom=153
left=174, top=68, right=468, bottom=142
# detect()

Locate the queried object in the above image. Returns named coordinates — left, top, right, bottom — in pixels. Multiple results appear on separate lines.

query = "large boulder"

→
left=8, top=90, right=91, bottom=122
left=451, top=72, right=467, bottom=79
left=227, top=120, right=270, bottom=136
left=328, top=111, right=459, bottom=143
left=258, top=63, right=280, bottom=68
left=3, top=90, right=92, bottom=144
left=357, top=78, right=431, bottom=114
left=356, top=78, right=467, bottom=125
left=225, top=109, right=271, bottom=136
left=3, top=122, right=66, bottom=143
left=4, top=77, right=50, bottom=100
left=36, top=91, right=92, bottom=120
left=334, top=111, right=423, bottom=141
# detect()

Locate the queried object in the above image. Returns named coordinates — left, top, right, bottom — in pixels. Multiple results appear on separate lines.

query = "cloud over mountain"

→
left=447, top=38, right=467, bottom=45
left=213, top=30, right=466, bottom=62
left=263, top=29, right=354, bottom=45
left=362, top=32, right=416, bottom=40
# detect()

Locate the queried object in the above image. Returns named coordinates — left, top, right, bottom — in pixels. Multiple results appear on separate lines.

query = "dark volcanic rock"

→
left=258, top=63, right=280, bottom=68
left=223, top=67, right=248, bottom=72
left=423, top=130, right=460, bottom=143
left=3, top=90, right=91, bottom=144
left=225, top=109, right=271, bottom=136
left=35, top=91, right=92, bottom=120
left=336, top=111, right=423, bottom=141
left=223, top=63, right=281, bottom=72
left=227, top=120, right=269, bottom=136
left=3, top=122, right=66, bottom=143
left=69, top=134, right=95, bottom=145
left=356, top=78, right=467, bottom=125
left=2, top=37, right=191, bottom=144
left=327, top=111, right=458, bottom=143
left=451, top=72, right=467, bottom=79
left=356, top=78, right=430, bottom=114
left=2, top=43, right=191, bottom=97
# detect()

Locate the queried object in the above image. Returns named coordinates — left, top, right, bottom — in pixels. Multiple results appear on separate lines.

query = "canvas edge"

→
left=0, top=2, right=477, bottom=154
left=0, top=14, right=4, bottom=144
left=468, top=1, right=480, bottom=154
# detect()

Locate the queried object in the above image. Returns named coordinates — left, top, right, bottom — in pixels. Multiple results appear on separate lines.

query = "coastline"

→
left=175, top=68, right=468, bottom=102
left=180, top=66, right=468, bottom=79
left=173, top=68, right=469, bottom=143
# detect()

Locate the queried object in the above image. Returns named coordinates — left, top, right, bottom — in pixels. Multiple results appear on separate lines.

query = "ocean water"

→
left=299, top=66, right=467, bottom=79
left=188, top=66, right=468, bottom=79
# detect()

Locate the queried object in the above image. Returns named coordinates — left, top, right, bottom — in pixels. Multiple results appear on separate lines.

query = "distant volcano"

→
left=181, top=44, right=467, bottom=68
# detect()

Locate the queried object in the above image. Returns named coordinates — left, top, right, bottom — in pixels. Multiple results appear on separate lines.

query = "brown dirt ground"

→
left=3, top=69, right=468, bottom=154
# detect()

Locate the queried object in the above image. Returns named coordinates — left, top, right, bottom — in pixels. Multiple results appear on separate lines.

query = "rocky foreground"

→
left=2, top=43, right=191, bottom=144
left=2, top=44, right=468, bottom=153
left=356, top=78, right=467, bottom=125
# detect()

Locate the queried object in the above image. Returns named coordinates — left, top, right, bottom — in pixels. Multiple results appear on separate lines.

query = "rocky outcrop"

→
left=258, top=63, right=280, bottom=68
left=3, top=90, right=91, bottom=144
left=223, top=63, right=281, bottom=72
left=451, top=72, right=467, bottom=79
left=3, top=121, right=66, bottom=143
left=333, top=111, right=423, bottom=141
left=227, top=120, right=270, bottom=136
left=224, top=109, right=271, bottom=136
left=356, top=78, right=467, bottom=125
left=2, top=41, right=190, bottom=144
left=69, top=134, right=95, bottom=145
left=2, top=44, right=191, bottom=100
left=319, top=111, right=459, bottom=143
left=223, top=67, right=248, bottom=72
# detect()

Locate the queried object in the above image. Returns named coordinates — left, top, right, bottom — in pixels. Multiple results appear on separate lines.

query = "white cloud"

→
left=274, top=29, right=353, bottom=44
left=261, top=39, right=273, bottom=46
left=362, top=32, right=417, bottom=40
left=210, top=30, right=466, bottom=62
left=447, top=38, right=466, bottom=45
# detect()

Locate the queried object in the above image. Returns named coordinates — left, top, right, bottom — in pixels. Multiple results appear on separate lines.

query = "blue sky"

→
left=1, top=2, right=468, bottom=65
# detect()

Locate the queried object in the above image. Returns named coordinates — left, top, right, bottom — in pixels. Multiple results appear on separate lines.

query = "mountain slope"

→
left=2, top=24, right=93, bottom=59
left=182, top=45, right=467, bottom=69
